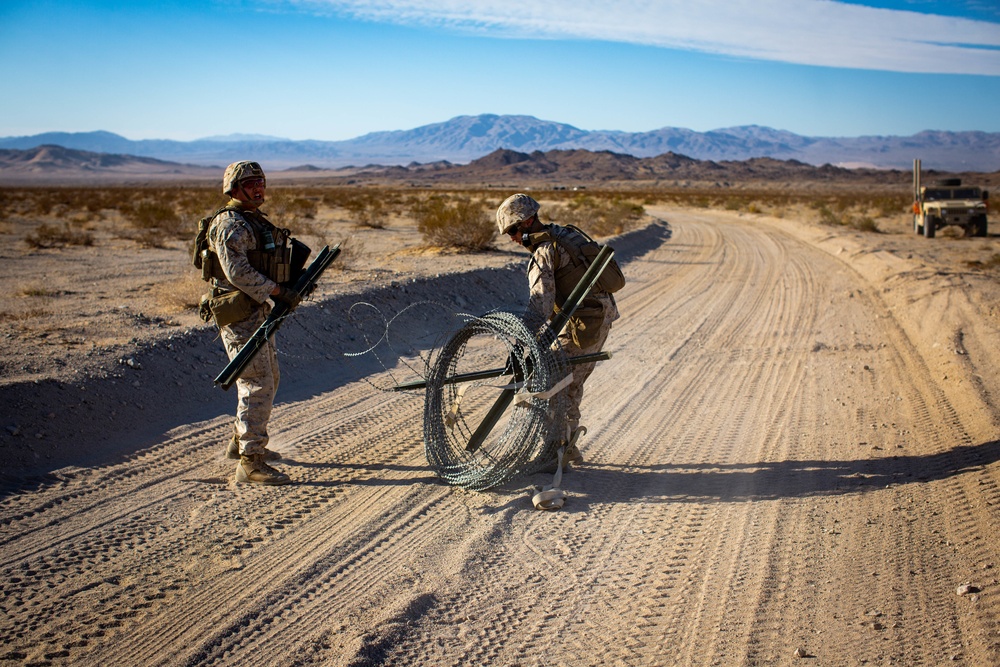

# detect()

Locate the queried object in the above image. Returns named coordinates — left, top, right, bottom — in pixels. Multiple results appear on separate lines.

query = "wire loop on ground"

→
left=422, top=311, right=568, bottom=490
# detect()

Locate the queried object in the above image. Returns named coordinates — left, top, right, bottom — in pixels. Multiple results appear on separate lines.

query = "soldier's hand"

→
left=272, top=286, right=302, bottom=309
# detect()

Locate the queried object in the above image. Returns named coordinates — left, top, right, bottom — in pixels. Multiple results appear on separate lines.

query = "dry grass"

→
left=544, top=194, right=645, bottom=237
left=18, top=284, right=59, bottom=297
left=25, top=222, right=94, bottom=248
left=1, top=184, right=924, bottom=252
left=154, top=272, right=206, bottom=314
left=966, top=253, right=1000, bottom=271
left=412, top=195, right=496, bottom=251
left=0, top=307, right=50, bottom=322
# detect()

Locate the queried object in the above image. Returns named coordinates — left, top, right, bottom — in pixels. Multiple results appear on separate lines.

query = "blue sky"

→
left=1, top=0, right=999, bottom=141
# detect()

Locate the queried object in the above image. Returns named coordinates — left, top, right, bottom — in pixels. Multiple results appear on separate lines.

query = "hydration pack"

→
left=528, top=224, right=626, bottom=295
left=191, top=206, right=236, bottom=279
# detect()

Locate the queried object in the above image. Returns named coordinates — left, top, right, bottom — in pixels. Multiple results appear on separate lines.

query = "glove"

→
left=271, top=286, right=302, bottom=310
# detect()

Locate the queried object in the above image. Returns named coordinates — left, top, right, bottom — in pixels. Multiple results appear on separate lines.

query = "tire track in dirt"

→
left=4, top=209, right=1000, bottom=665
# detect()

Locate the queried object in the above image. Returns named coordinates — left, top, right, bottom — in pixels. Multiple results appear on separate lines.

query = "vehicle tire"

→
left=924, top=216, right=936, bottom=238
left=976, top=216, right=988, bottom=237
left=913, top=215, right=923, bottom=235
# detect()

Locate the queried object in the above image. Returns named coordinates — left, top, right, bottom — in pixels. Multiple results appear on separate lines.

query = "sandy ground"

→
left=2, top=203, right=1000, bottom=666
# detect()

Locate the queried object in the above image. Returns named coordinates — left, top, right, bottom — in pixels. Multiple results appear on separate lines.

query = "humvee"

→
left=912, top=158, right=989, bottom=238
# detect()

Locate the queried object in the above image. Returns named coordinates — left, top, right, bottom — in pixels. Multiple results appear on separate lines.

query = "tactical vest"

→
left=525, top=224, right=625, bottom=308
left=198, top=206, right=293, bottom=285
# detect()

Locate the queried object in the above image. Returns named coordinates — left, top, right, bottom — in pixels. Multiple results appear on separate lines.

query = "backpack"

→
left=550, top=224, right=626, bottom=294
left=192, top=206, right=233, bottom=273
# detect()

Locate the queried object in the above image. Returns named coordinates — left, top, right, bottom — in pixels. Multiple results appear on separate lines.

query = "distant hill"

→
left=0, top=145, right=218, bottom=183
left=362, top=148, right=925, bottom=187
left=1, top=116, right=998, bottom=172
left=10, top=144, right=999, bottom=190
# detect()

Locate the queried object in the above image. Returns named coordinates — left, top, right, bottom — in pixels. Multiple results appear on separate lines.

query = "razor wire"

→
left=421, top=310, right=569, bottom=491
left=271, top=296, right=572, bottom=491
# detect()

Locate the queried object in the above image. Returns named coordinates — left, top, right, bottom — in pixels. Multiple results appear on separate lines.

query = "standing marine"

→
left=198, top=161, right=302, bottom=485
left=496, top=193, right=620, bottom=470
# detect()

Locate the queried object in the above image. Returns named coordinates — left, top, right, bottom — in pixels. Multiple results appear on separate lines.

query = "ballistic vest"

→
left=199, top=206, right=293, bottom=285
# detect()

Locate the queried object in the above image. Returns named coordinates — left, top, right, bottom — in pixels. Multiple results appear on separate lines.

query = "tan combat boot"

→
left=235, top=454, right=291, bottom=486
left=563, top=443, right=583, bottom=466
left=226, top=436, right=281, bottom=461
left=564, top=426, right=587, bottom=466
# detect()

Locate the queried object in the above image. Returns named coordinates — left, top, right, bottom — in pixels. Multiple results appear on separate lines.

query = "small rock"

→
left=957, top=584, right=980, bottom=596
left=793, top=647, right=809, bottom=658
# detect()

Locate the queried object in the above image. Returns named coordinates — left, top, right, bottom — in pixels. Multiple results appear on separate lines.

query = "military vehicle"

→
left=912, top=158, right=989, bottom=238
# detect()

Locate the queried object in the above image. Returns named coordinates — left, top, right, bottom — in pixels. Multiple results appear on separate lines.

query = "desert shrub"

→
left=155, top=272, right=205, bottom=314
left=413, top=195, right=495, bottom=251
left=849, top=216, right=880, bottom=233
left=24, top=222, right=94, bottom=248
left=19, top=285, right=58, bottom=297
left=344, top=193, right=388, bottom=229
left=965, top=253, right=1000, bottom=271
left=176, top=189, right=227, bottom=219
left=547, top=194, right=644, bottom=236
left=817, top=206, right=842, bottom=226
left=118, top=200, right=185, bottom=247
left=265, top=191, right=319, bottom=227
left=871, top=196, right=907, bottom=218
left=330, top=235, right=369, bottom=273
left=127, top=201, right=183, bottom=233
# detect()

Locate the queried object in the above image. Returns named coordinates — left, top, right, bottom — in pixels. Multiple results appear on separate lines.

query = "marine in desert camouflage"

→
left=204, top=161, right=301, bottom=486
left=497, top=193, right=620, bottom=469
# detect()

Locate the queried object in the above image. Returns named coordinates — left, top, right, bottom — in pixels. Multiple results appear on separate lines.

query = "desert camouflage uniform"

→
left=527, top=240, right=619, bottom=436
left=208, top=203, right=280, bottom=458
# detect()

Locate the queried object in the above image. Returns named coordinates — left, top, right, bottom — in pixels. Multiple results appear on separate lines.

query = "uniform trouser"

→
left=554, top=304, right=615, bottom=441
left=220, top=306, right=280, bottom=457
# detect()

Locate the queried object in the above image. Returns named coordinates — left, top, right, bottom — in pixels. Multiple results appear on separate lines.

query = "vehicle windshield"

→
left=923, top=189, right=950, bottom=201
left=924, top=188, right=981, bottom=200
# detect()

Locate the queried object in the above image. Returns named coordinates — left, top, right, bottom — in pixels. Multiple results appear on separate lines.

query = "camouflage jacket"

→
left=527, top=241, right=619, bottom=323
left=207, top=201, right=277, bottom=305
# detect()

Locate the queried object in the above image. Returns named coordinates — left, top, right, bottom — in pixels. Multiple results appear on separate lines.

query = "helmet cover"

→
left=496, top=193, right=540, bottom=234
left=222, top=161, right=266, bottom=194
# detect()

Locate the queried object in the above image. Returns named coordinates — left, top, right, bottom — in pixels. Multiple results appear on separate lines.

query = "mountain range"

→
left=1, top=114, right=999, bottom=172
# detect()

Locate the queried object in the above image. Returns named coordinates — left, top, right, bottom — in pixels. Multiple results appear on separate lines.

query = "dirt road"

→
left=3, top=207, right=1000, bottom=666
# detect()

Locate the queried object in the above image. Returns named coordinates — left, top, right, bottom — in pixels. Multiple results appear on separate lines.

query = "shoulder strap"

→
left=564, top=224, right=596, bottom=243
left=546, top=224, right=589, bottom=266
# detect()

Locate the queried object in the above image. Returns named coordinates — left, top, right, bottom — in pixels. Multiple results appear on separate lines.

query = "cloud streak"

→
left=293, top=0, right=1000, bottom=75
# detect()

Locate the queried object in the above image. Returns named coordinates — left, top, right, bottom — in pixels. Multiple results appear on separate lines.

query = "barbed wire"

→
left=271, top=297, right=570, bottom=490
left=422, top=310, right=568, bottom=490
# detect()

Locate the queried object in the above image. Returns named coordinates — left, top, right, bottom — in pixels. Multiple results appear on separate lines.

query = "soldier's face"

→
left=506, top=217, right=535, bottom=246
left=236, top=178, right=266, bottom=208
left=506, top=224, right=524, bottom=245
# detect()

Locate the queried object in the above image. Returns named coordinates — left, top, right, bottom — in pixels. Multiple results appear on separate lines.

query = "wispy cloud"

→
left=291, top=0, right=1000, bottom=75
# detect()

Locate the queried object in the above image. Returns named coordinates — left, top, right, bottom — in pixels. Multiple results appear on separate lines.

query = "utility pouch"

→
left=200, top=249, right=214, bottom=281
left=206, top=290, right=258, bottom=328
left=198, top=292, right=213, bottom=324
left=562, top=303, right=605, bottom=349
left=286, top=238, right=312, bottom=287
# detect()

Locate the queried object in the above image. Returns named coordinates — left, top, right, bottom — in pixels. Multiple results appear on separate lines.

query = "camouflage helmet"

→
left=496, top=193, right=540, bottom=234
left=222, top=160, right=266, bottom=195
